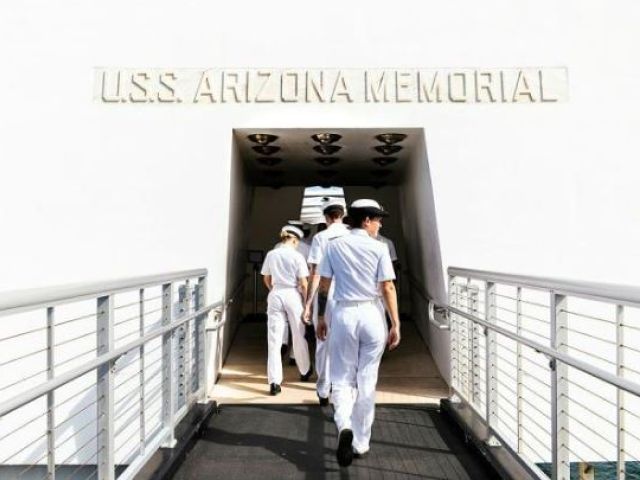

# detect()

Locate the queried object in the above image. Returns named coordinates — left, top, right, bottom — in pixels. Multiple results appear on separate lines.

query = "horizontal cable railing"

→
left=0, top=269, right=227, bottom=480
left=442, top=267, right=640, bottom=480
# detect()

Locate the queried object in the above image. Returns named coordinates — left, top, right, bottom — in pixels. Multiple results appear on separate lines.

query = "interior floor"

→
left=210, top=319, right=448, bottom=405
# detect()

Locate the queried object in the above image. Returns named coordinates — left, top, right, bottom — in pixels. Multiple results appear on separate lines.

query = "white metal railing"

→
left=442, top=267, right=640, bottom=480
left=0, top=269, right=224, bottom=480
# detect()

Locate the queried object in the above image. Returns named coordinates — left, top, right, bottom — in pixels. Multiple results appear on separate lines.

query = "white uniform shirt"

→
left=319, top=229, right=396, bottom=301
left=376, top=234, right=398, bottom=262
left=307, top=223, right=350, bottom=266
left=297, top=240, right=311, bottom=260
left=261, top=245, right=309, bottom=288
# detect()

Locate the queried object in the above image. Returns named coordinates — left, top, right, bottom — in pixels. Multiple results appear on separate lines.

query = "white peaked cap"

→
left=281, top=225, right=304, bottom=239
left=322, top=198, right=346, bottom=214
left=348, top=199, right=389, bottom=216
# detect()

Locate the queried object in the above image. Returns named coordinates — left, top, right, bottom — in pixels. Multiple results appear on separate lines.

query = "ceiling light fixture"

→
left=252, top=145, right=281, bottom=155
left=371, top=157, right=398, bottom=167
left=256, top=157, right=283, bottom=167
left=247, top=133, right=278, bottom=145
left=313, top=145, right=342, bottom=155
left=314, top=157, right=341, bottom=167
left=311, top=133, right=342, bottom=144
left=374, top=145, right=402, bottom=155
left=375, top=133, right=407, bottom=145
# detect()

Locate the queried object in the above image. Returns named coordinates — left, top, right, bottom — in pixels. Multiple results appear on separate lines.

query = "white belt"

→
left=336, top=299, right=379, bottom=307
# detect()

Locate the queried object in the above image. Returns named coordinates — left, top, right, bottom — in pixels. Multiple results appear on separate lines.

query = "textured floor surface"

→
left=211, top=320, right=449, bottom=404
left=172, top=404, right=499, bottom=480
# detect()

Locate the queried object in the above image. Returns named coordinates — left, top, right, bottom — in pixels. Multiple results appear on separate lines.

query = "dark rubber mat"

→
left=171, top=404, right=499, bottom=479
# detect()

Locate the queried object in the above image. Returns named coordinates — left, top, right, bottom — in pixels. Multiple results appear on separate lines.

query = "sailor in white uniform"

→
left=303, top=198, right=350, bottom=405
left=317, top=199, right=401, bottom=466
left=261, top=225, right=312, bottom=395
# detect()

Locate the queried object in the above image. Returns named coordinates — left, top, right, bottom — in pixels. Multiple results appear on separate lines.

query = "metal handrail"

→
left=402, top=269, right=450, bottom=330
left=0, top=268, right=207, bottom=317
left=438, top=301, right=640, bottom=398
left=0, top=301, right=221, bottom=418
left=449, top=266, right=640, bottom=308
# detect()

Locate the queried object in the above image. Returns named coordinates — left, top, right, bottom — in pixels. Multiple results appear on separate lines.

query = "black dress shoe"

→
left=318, top=395, right=329, bottom=406
left=300, top=369, right=313, bottom=382
left=269, top=383, right=281, bottom=396
left=336, top=429, right=354, bottom=467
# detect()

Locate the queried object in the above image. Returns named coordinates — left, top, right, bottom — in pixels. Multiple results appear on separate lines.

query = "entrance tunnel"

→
left=217, top=128, right=450, bottom=404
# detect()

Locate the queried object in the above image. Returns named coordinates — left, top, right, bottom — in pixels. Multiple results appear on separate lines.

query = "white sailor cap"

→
left=287, top=220, right=304, bottom=226
left=348, top=199, right=389, bottom=217
left=281, top=225, right=304, bottom=239
left=322, top=198, right=346, bottom=215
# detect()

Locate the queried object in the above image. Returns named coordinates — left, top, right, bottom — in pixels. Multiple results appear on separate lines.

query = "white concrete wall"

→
left=1, top=0, right=640, bottom=372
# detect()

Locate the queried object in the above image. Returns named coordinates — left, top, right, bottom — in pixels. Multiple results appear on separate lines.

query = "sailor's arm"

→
left=316, top=276, right=332, bottom=340
left=298, top=275, right=308, bottom=305
left=263, top=275, right=273, bottom=291
left=302, top=264, right=320, bottom=324
left=381, top=280, right=401, bottom=350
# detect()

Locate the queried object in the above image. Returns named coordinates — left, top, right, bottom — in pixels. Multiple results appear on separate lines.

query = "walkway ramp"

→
left=172, top=404, right=497, bottom=480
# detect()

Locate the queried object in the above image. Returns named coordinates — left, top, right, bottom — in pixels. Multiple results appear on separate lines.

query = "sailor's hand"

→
left=317, top=318, right=328, bottom=341
left=302, top=305, right=312, bottom=325
left=388, top=326, right=401, bottom=351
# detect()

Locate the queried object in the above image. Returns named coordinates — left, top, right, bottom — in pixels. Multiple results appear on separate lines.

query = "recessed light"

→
left=253, top=145, right=281, bottom=155
left=372, top=157, right=398, bottom=167
left=256, top=157, right=283, bottom=167
left=314, top=157, right=341, bottom=166
left=311, top=133, right=342, bottom=144
left=375, top=133, right=407, bottom=145
left=374, top=145, right=402, bottom=155
left=313, top=145, right=342, bottom=155
left=248, top=133, right=278, bottom=145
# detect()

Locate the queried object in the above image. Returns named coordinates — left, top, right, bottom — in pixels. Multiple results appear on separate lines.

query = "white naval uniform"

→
left=275, top=240, right=310, bottom=355
left=261, top=245, right=311, bottom=385
left=307, top=222, right=350, bottom=398
left=376, top=234, right=398, bottom=262
left=319, top=228, right=395, bottom=453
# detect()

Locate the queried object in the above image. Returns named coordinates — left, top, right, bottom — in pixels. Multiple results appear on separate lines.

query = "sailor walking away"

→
left=261, top=225, right=312, bottom=395
left=317, top=199, right=401, bottom=467
left=303, top=199, right=350, bottom=405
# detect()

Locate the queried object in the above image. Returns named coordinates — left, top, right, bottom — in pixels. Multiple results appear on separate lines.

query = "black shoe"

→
left=318, top=395, right=329, bottom=406
left=269, top=383, right=281, bottom=396
left=336, top=429, right=354, bottom=467
left=288, top=358, right=296, bottom=366
left=300, top=369, right=313, bottom=382
left=280, top=344, right=288, bottom=356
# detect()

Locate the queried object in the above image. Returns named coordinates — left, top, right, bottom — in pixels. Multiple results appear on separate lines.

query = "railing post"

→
left=448, top=275, right=458, bottom=392
left=516, top=287, right=524, bottom=453
left=469, top=283, right=480, bottom=405
left=161, top=283, right=176, bottom=447
left=485, top=282, right=497, bottom=427
left=46, top=307, right=56, bottom=480
left=196, top=275, right=207, bottom=401
left=616, top=304, right=626, bottom=480
left=175, top=285, right=187, bottom=412
left=183, top=280, right=193, bottom=404
left=97, top=295, right=115, bottom=480
left=551, top=293, right=569, bottom=480
left=138, top=288, right=145, bottom=456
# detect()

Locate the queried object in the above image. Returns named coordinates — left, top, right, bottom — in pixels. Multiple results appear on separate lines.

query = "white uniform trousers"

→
left=267, top=287, right=310, bottom=385
left=329, top=299, right=387, bottom=453
left=312, top=295, right=334, bottom=398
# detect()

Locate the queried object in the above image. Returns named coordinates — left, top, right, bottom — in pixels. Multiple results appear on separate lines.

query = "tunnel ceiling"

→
left=234, top=128, right=422, bottom=187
